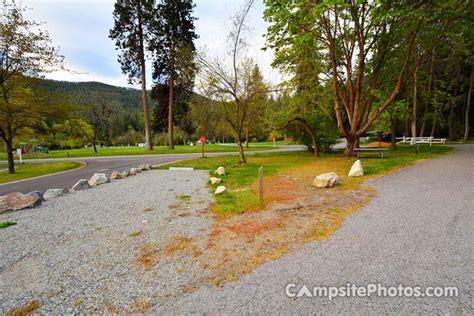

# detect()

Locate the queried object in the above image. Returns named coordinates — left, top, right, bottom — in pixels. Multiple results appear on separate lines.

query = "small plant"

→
left=227, top=274, right=240, bottom=282
left=73, top=298, right=83, bottom=307
left=179, top=195, right=191, bottom=200
left=176, top=267, right=185, bottom=273
left=0, top=221, right=16, bottom=229
left=128, top=231, right=141, bottom=237
left=143, top=207, right=154, bottom=212
left=329, top=207, right=345, bottom=214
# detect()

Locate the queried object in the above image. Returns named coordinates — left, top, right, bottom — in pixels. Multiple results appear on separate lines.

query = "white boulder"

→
left=214, top=166, right=225, bottom=176
left=348, top=159, right=364, bottom=177
left=130, top=167, right=141, bottom=174
left=139, top=164, right=152, bottom=171
left=44, top=188, right=69, bottom=200
left=214, top=186, right=226, bottom=195
left=312, top=172, right=339, bottom=188
left=88, top=173, right=109, bottom=187
left=121, top=169, right=131, bottom=177
left=209, top=177, right=221, bottom=185
left=72, top=179, right=90, bottom=191
left=110, top=171, right=123, bottom=180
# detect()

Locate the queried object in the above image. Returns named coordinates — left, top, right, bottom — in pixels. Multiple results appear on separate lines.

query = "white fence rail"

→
left=396, top=136, right=446, bottom=146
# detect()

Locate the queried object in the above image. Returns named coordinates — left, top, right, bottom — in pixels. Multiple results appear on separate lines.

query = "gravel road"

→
left=153, top=145, right=474, bottom=314
left=0, top=170, right=213, bottom=313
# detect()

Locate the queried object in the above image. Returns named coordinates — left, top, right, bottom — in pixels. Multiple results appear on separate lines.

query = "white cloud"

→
left=20, top=0, right=280, bottom=88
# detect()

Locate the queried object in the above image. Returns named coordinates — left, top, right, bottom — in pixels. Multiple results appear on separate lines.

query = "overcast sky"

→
left=21, top=0, right=279, bottom=89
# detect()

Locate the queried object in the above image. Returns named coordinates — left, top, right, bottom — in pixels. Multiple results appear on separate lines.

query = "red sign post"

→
left=200, top=136, right=206, bottom=158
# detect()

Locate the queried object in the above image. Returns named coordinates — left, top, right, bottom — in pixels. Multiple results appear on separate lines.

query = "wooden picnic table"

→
left=353, top=147, right=388, bottom=158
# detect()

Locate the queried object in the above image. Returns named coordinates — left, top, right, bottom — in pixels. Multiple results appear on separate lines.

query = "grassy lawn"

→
left=0, top=144, right=275, bottom=161
left=247, top=139, right=298, bottom=146
left=0, top=162, right=81, bottom=184
left=159, top=144, right=453, bottom=215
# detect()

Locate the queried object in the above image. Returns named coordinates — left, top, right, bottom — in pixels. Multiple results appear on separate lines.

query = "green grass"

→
left=0, top=221, right=17, bottom=229
left=160, top=144, right=452, bottom=216
left=159, top=151, right=319, bottom=215
left=128, top=230, right=142, bottom=237
left=0, top=162, right=81, bottom=184
left=247, top=139, right=298, bottom=146
left=0, top=144, right=275, bottom=161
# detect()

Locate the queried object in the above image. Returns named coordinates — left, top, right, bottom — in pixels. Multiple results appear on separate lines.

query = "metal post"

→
left=259, top=166, right=264, bottom=207
left=201, top=143, right=204, bottom=159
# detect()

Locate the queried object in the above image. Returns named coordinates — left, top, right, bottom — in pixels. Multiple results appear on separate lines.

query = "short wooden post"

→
left=259, top=166, right=264, bottom=206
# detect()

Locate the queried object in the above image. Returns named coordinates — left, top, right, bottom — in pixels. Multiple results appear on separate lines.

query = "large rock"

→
left=312, top=172, right=339, bottom=188
left=0, top=199, right=12, bottom=213
left=214, top=186, right=226, bottom=195
left=110, top=171, right=123, bottom=180
left=26, top=191, right=44, bottom=208
left=209, top=177, right=221, bottom=185
left=214, top=166, right=225, bottom=176
left=44, top=188, right=69, bottom=200
left=348, top=159, right=364, bottom=177
left=72, top=179, right=90, bottom=191
left=88, top=173, right=109, bottom=187
left=121, top=169, right=131, bottom=177
left=139, top=164, right=152, bottom=171
left=130, top=168, right=141, bottom=174
left=0, top=192, right=43, bottom=213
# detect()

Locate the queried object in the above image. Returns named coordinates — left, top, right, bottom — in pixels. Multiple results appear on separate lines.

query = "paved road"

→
left=0, top=146, right=305, bottom=195
left=155, top=145, right=474, bottom=314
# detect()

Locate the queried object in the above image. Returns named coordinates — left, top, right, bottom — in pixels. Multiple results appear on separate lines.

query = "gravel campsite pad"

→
left=0, top=170, right=213, bottom=313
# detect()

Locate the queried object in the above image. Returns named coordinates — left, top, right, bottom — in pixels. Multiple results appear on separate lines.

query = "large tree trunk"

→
left=430, top=121, right=436, bottom=137
left=411, top=65, right=418, bottom=138
left=138, top=4, right=153, bottom=151
left=390, top=113, right=397, bottom=149
left=448, top=99, right=456, bottom=141
left=168, top=73, right=175, bottom=150
left=448, top=71, right=461, bottom=141
left=463, top=67, right=473, bottom=142
left=236, top=134, right=246, bottom=164
left=92, top=139, right=98, bottom=154
left=344, top=135, right=357, bottom=157
left=245, top=127, right=249, bottom=148
left=5, top=136, right=15, bottom=174
left=420, top=49, right=435, bottom=137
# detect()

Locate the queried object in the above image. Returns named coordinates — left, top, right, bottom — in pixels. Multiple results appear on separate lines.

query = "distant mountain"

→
left=39, top=79, right=148, bottom=112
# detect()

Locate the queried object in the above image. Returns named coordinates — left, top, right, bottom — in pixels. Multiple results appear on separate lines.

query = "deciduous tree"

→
left=0, top=1, right=63, bottom=173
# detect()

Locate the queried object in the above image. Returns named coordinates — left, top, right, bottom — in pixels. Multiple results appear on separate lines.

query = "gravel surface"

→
left=0, top=170, right=213, bottom=313
left=154, top=145, right=474, bottom=314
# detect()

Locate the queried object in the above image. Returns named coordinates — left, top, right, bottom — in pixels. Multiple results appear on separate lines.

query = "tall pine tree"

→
left=149, top=0, right=197, bottom=149
left=110, top=0, right=155, bottom=150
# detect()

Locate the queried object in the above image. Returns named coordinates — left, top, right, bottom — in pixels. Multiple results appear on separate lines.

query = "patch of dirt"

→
left=138, top=243, right=159, bottom=271
left=5, top=300, right=41, bottom=316
left=134, top=162, right=377, bottom=306
left=165, top=235, right=202, bottom=257
left=143, top=162, right=376, bottom=288
left=366, top=141, right=390, bottom=147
